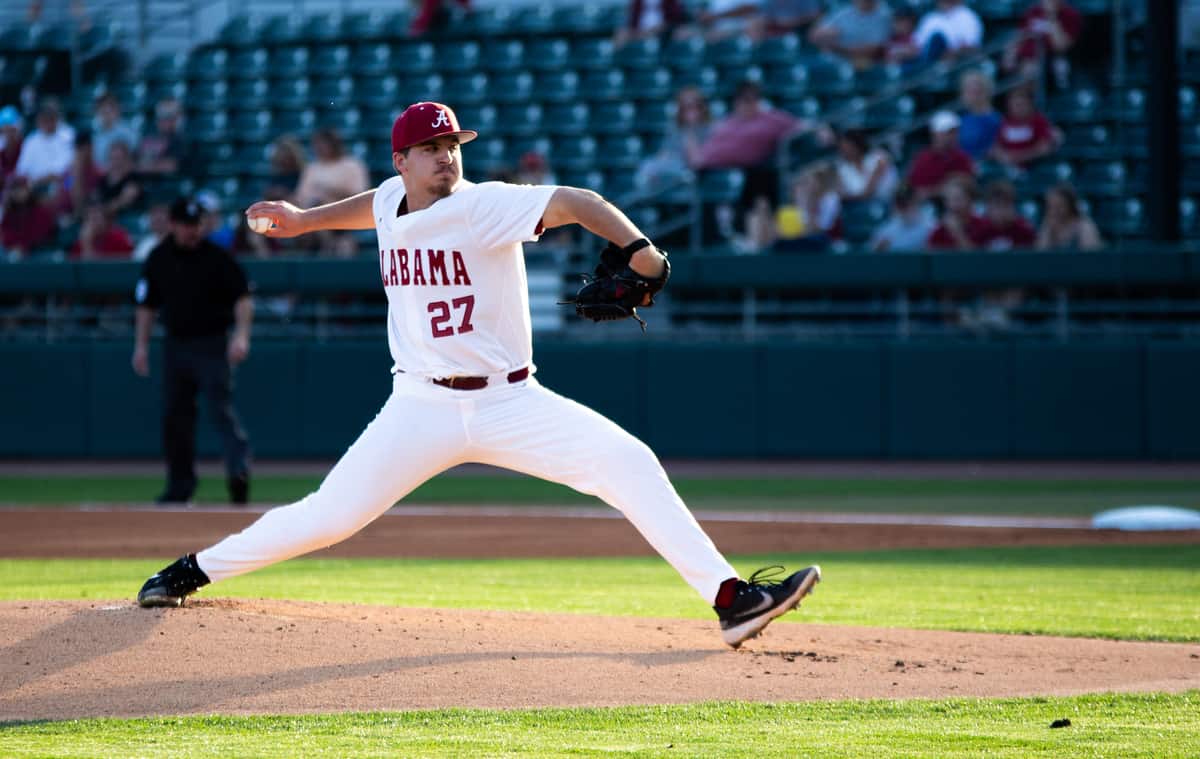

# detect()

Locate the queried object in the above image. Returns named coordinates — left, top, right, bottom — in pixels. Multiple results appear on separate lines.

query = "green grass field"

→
left=3, top=474, right=1200, bottom=515
left=3, top=694, right=1198, bottom=758
left=4, top=474, right=1199, bottom=757
left=3, top=545, right=1198, bottom=641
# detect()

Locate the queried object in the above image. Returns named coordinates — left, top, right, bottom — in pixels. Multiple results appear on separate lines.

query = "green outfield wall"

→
left=2, top=339, right=1197, bottom=459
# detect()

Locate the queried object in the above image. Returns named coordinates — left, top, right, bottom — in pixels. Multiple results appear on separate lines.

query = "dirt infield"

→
left=2, top=507, right=1198, bottom=720
left=3, top=599, right=1198, bottom=720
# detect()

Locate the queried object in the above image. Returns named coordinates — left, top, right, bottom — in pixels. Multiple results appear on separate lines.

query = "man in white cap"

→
left=133, top=101, right=822, bottom=650
left=906, top=110, right=976, bottom=200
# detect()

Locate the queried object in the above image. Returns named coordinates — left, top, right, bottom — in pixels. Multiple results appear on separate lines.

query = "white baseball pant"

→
left=196, top=372, right=739, bottom=603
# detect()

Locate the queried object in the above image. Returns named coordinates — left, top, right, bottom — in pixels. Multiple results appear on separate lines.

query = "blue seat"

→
left=510, top=3, right=558, bottom=37
left=626, top=67, right=674, bottom=103
left=524, top=38, right=570, bottom=72
left=465, top=137, right=509, bottom=175
left=187, top=48, right=228, bottom=81
left=1047, top=87, right=1101, bottom=124
left=268, top=46, right=310, bottom=78
left=571, top=38, right=615, bottom=71
left=399, top=42, right=438, bottom=75
left=302, top=12, right=347, bottom=44
left=310, top=45, right=351, bottom=77
left=350, top=43, right=395, bottom=76
left=320, top=106, right=364, bottom=141
left=1094, top=196, right=1146, bottom=238
left=270, top=78, right=311, bottom=110
left=256, top=15, right=307, bottom=47
left=439, top=41, right=482, bottom=73
left=718, top=65, right=764, bottom=97
left=354, top=75, right=401, bottom=109
left=1020, top=160, right=1075, bottom=195
left=805, top=57, right=855, bottom=96
left=580, top=69, right=627, bottom=101
left=1057, top=124, right=1118, bottom=161
left=215, top=15, right=264, bottom=48
left=841, top=199, right=888, bottom=245
left=272, top=108, right=316, bottom=138
left=312, top=76, right=356, bottom=110
left=764, top=63, right=810, bottom=100
left=588, top=101, right=637, bottom=136
left=673, top=65, right=720, bottom=99
left=459, top=5, right=520, bottom=38
left=481, top=40, right=526, bottom=72
left=188, top=79, right=229, bottom=110
left=554, top=136, right=599, bottom=171
left=753, top=33, right=801, bottom=65
left=1109, top=88, right=1145, bottom=123
left=443, top=72, right=490, bottom=105
left=559, top=169, right=606, bottom=195
left=228, top=79, right=269, bottom=110
left=616, top=36, right=662, bottom=69
left=1181, top=196, right=1199, bottom=238
left=342, top=11, right=394, bottom=42
left=596, top=135, right=644, bottom=170
left=854, top=64, right=902, bottom=95
left=543, top=103, right=590, bottom=136
left=507, top=136, right=554, bottom=166
left=533, top=70, right=577, bottom=103
left=453, top=104, right=498, bottom=136
left=190, top=110, right=229, bottom=143
left=495, top=103, right=544, bottom=137
left=663, top=37, right=706, bottom=74
left=553, top=3, right=623, bottom=35
left=410, top=73, right=446, bottom=103
left=231, top=109, right=275, bottom=143
left=227, top=49, right=270, bottom=80
left=699, top=169, right=744, bottom=203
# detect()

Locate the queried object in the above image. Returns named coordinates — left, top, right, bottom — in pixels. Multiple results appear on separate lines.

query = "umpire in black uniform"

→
left=132, top=196, right=253, bottom=504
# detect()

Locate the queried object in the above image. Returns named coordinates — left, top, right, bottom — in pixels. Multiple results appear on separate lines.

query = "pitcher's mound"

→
left=2, top=599, right=1197, bottom=720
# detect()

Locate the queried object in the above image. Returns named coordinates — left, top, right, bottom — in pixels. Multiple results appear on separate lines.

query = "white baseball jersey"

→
left=372, top=177, right=558, bottom=379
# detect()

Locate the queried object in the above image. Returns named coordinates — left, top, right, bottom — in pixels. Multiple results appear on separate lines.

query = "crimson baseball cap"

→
left=391, top=102, right=477, bottom=153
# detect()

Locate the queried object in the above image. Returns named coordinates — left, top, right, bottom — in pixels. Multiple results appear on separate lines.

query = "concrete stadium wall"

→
left=2, top=340, right=1197, bottom=460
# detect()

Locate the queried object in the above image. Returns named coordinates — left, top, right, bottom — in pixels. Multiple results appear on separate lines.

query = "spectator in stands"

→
left=809, top=0, right=894, bottom=69
left=1004, top=0, right=1082, bottom=90
left=296, top=128, right=370, bottom=210
left=197, top=190, right=235, bottom=251
left=927, top=176, right=986, bottom=250
left=95, top=140, right=142, bottom=217
left=869, top=183, right=935, bottom=252
left=56, top=130, right=102, bottom=223
left=133, top=202, right=169, bottom=262
left=409, top=0, right=471, bottom=37
left=14, top=99, right=74, bottom=194
left=907, top=111, right=975, bottom=199
left=976, top=179, right=1036, bottom=250
left=614, top=0, right=689, bottom=46
left=634, top=86, right=712, bottom=193
left=773, top=162, right=842, bottom=253
left=748, top=0, right=824, bottom=41
left=1036, top=182, right=1102, bottom=251
left=990, top=86, right=1059, bottom=169
left=91, top=92, right=138, bottom=172
left=675, top=0, right=760, bottom=42
left=0, top=106, right=23, bottom=186
left=835, top=129, right=898, bottom=202
left=0, top=177, right=55, bottom=260
left=516, top=150, right=557, bottom=186
left=265, top=135, right=306, bottom=202
left=696, top=81, right=828, bottom=211
left=957, top=70, right=1001, bottom=162
left=70, top=206, right=134, bottom=260
left=884, top=8, right=921, bottom=66
left=137, top=98, right=186, bottom=177
left=913, top=0, right=982, bottom=64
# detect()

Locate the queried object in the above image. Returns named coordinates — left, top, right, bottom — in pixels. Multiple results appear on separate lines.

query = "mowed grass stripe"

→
left=3, top=475, right=1200, bottom=515
left=2, top=694, right=1198, bottom=758
left=4, top=545, right=1198, bottom=641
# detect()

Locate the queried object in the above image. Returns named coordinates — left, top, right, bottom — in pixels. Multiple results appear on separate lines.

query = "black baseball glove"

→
left=559, top=238, right=670, bottom=332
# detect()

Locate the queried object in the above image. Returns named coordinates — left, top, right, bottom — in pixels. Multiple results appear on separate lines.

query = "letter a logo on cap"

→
left=431, top=109, right=451, bottom=128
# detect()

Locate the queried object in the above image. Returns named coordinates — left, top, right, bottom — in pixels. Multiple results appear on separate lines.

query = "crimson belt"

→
left=432, top=367, right=529, bottom=390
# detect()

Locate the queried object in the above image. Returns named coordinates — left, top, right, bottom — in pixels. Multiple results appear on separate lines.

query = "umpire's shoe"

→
left=714, top=565, right=821, bottom=648
left=137, top=553, right=210, bottom=608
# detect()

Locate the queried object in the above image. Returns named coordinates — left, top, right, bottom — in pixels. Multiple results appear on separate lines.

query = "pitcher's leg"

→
left=470, top=382, right=737, bottom=602
left=196, top=387, right=464, bottom=582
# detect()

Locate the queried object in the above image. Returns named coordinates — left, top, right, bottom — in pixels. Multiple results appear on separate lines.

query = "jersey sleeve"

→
left=466, top=182, right=558, bottom=250
left=133, top=254, right=160, bottom=308
left=372, top=175, right=406, bottom=232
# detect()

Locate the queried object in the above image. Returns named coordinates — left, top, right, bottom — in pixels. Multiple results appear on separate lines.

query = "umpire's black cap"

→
left=169, top=196, right=203, bottom=225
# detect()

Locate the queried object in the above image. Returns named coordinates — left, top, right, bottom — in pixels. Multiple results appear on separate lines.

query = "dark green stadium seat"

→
left=511, top=3, right=558, bottom=37
left=1180, top=86, right=1197, bottom=123
left=765, top=63, right=810, bottom=100
left=269, top=46, right=310, bottom=78
left=572, top=38, right=616, bottom=72
left=481, top=40, right=526, bottom=72
left=302, top=12, right=347, bottom=44
left=627, top=205, right=660, bottom=232
left=187, top=48, right=228, bottom=82
left=664, top=37, right=706, bottom=74
left=708, top=35, right=754, bottom=67
left=350, top=43, right=395, bottom=76
left=719, top=65, right=765, bottom=96
left=1094, top=197, right=1146, bottom=238
left=625, top=67, right=673, bottom=102
left=554, top=3, right=623, bottom=35
left=342, top=11, right=394, bottom=42
left=674, top=65, right=720, bottom=99
left=202, top=142, right=236, bottom=177
left=399, top=42, right=437, bottom=75
left=1046, top=87, right=1101, bottom=124
left=532, top=70, right=576, bottom=103
left=232, top=109, right=277, bottom=143
left=312, top=76, right=356, bottom=110
left=604, top=169, right=637, bottom=199
left=320, top=107, right=364, bottom=141
left=462, top=5, right=520, bottom=37
left=227, top=49, right=270, bottom=81
left=616, top=36, right=662, bottom=69
left=854, top=64, right=902, bottom=95
left=1057, top=124, right=1116, bottom=161
left=439, top=41, right=482, bottom=73
left=588, top=101, right=636, bottom=136
left=493, top=103, right=543, bottom=137
left=753, top=33, right=801, bottom=66
left=852, top=95, right=915, bottom=130
left=215, top=15, right=262, bottom=48
left=0, top=25, right=36, bottom=51
left=256, top=15, right=306, bottom=47
left=189, top=110, right=229, bottom=143
left=841, top=199, right=888, bottom=245
left=1020, top=159, right=1074, bottom=195
left=559, top=169, right=606, bottom=194
left=454, top=104, right=498, bottom=135
left=354, top=75, right=401, bottom=109
left=1183, top=123, right=1200, bottom=157
left=581, top=69, right=627, bottom=101
left=114, top=82, right=148, bottom=115
left=635, top=99, right=675, bottom=133
left=443, top=72, right=490, bottom=105
left=508, top=136, right=553, bottom=166
left=466, top=137, right=509, bottom=174
left=146, top=80, right=187, bottom=108
left=1078, top=160, right=1136, bottom=197
left=805, top=57, right=855, bottom=96
left=188, top=79, right=229, bottom=111
left=554, top=136, right=598, bottom=171
left=1181, top=197, right=1198, bottom=237
left=270, top=78, right=311, bottom=110
left=596, top=135, right=643, bottom=170
left=525, top=39, right=570, bottom=72
left=543, top=103, right=590, bottom=136
left=1116, top=124, right=1148, bottom=158
left=310, top=45, right=351, bottom=77
left=410, top=73, right=446, bottom=103
left=1110, top=88, right=1145, bottom=123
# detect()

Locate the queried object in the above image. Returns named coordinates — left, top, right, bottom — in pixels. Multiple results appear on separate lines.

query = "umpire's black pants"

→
left=162, top=334, right=251, bottom=498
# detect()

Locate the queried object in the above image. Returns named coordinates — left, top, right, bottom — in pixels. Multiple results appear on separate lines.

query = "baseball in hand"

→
left=247, top=215, right=273, bottom=234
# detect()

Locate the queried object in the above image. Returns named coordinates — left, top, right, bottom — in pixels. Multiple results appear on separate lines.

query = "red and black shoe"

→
left=714, top=565, right=821, bottom=648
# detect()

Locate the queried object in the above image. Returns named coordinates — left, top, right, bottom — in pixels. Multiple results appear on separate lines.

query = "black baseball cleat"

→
left=137, top=553, right=211, bottom=608
left=714, top=565, right=821, bottom=649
